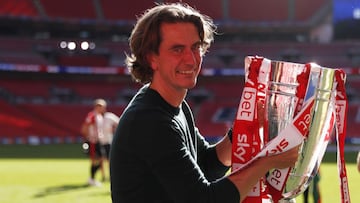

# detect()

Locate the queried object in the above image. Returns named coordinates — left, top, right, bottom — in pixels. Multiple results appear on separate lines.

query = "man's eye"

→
left=172, top=47, right=183, bottom=53
left=192, top=45, right=201, bottom=52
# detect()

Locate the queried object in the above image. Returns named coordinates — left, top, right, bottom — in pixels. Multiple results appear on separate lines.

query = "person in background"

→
left=110, top=3, right=300, bottom=203
left=357, top=151, right=360, bottom=173
left=98, top=110, right=120, bottom=182
left=81, top=98, right=107, bottom=186
left=303, top=171, right=321, bottom=203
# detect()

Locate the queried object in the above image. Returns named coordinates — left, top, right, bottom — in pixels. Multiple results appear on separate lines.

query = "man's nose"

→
left=183, top=49, right=197, bottom=65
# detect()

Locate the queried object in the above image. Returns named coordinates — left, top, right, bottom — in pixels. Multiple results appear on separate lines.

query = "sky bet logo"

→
left=236, top=87, right=256, bottom=121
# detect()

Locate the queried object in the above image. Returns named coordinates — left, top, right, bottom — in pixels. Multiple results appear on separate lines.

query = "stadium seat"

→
left=39, top=0, right=97, bottom=20
left=100, top=0, right=154, bottom=21
left=0, top=0, right=39, bottom=17
left=228, top=0, right=288, bottom=22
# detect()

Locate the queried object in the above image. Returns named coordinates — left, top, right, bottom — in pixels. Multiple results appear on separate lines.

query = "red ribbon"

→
left=231, top=56, right=267, bottom=203
left=335, top=69, right=351, bottom=203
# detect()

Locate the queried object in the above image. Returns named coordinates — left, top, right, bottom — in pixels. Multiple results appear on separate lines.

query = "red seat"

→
left=0, top=100, right=69, bottom=138
left=345, top=104, right=360, bottom=138
left=101, top=0, right=154, bottom=21
left=39, top=0, right=97, bottom=19
left=228, top=0, right=288, bottom=22
left=0, top=0, right=39, bottom=17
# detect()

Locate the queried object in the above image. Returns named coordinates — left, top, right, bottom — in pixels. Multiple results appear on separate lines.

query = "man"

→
left=81, top=98, right=107, bottom=186
left=110, top=3, right=299, bottom=203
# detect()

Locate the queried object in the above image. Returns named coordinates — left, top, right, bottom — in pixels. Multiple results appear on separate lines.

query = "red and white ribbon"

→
left=231, top=56, right=267, bottom=203
left=334, top=69, right=351, bottom=203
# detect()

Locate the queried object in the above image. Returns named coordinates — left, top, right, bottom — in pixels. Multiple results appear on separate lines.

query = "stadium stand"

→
left=294, top=0, right=330, bottom=22
left=38, top=0, right=97, bottom=20
left=346, top=105, right=360, bottom=141
left=0, top=78, right=50, bottom=101
left=165, top=0, right=224, bottom=20
left=0, top=0, right=332, bottom=22
left=0, top=99, right=70, bottom=143
left=100, top=0, right=155, bottom=21
left=195, top=100, right=237, bottom=139
left=228, top=0, right=289, bottom=22
left=0, top=36, right=49, bottom=65
left=0, top=73, right=132, bottom=144
left=54, top=80, right=123, bottom=101
left=1, top=35, right=357, bottom=69
left=0, top=0, right=39, bottom=17
left=208, top=41, right=358, bottom=68
left=57, top=55, right=109, bottom=67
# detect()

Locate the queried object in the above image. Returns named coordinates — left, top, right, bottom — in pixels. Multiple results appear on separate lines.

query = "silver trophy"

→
left=281, top=65, right=337, bottom=200
left=262, top=60, right=338, bottom=201
left=236, top=56, right=349, bottom=203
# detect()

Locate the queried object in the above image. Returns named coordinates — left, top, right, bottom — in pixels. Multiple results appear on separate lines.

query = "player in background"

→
left=357, top=151, right=360, bottom=173
left=81, top=98, right=107, bottom=186
left=98, top=110, right=120, bottom=181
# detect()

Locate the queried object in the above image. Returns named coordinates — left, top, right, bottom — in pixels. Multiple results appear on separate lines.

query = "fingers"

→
left=269, top=145, right=300, bottom=169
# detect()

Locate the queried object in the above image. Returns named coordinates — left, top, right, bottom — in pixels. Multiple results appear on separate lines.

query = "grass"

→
left=0, top=144, right=111, bottom=203
left=295, top=163, right=359, bottom=203
left=0, top=144, right=359, bottom=203
left=0, top=159, right=111, bottom=203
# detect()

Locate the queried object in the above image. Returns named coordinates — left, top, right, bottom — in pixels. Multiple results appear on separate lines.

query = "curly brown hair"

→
left=125, top=2, right=216, bottom=84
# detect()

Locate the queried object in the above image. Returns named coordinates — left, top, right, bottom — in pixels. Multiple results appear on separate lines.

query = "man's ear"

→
left=147, top=52, right=158, bottom=71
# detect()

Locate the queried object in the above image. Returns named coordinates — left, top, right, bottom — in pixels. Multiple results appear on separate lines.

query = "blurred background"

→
left=0, top=0, right=359, bottom=146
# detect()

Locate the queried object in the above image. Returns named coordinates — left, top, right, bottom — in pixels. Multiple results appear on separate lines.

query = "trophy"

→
left=231, top=56, right=351, bottom=203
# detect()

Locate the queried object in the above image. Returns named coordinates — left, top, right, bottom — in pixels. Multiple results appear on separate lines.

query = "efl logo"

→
left=236, top=87, right=256, bottom=121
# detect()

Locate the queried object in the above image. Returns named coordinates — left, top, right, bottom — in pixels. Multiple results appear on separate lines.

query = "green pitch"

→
left=0, top=144, right=111, bottom=203
left=0, top=159, right=111, bottom=203
left=0, top=144, right=359, bottom=203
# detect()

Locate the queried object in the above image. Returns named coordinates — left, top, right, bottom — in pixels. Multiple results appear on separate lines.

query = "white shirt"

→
left=98, top=112, right=120, bottom=145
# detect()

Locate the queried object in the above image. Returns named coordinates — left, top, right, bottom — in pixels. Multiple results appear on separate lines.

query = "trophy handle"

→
left=282, top=67, right=337, bottom=200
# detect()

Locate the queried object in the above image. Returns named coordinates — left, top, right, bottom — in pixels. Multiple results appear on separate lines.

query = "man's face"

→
left=149, top=22, right=203, bottom=92
left=95, top=105, right=106, bottom=114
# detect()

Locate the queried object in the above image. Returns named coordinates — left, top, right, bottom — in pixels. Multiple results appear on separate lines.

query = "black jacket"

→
left=110, top=85, right=239, bottom=203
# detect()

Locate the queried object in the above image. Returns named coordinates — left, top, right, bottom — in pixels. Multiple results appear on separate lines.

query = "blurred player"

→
left=81, top=98, right=107, bottom=186
left=303, top=171, right=321, bottom=203
left=98, top=110, right=120, bottom=181
left=357, top=151, right=360, bottom=173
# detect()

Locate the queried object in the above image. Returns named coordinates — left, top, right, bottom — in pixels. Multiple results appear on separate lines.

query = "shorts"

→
left=100, top=144, right=111, bottom=159
left=83, top=141, right=102, bottom=159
